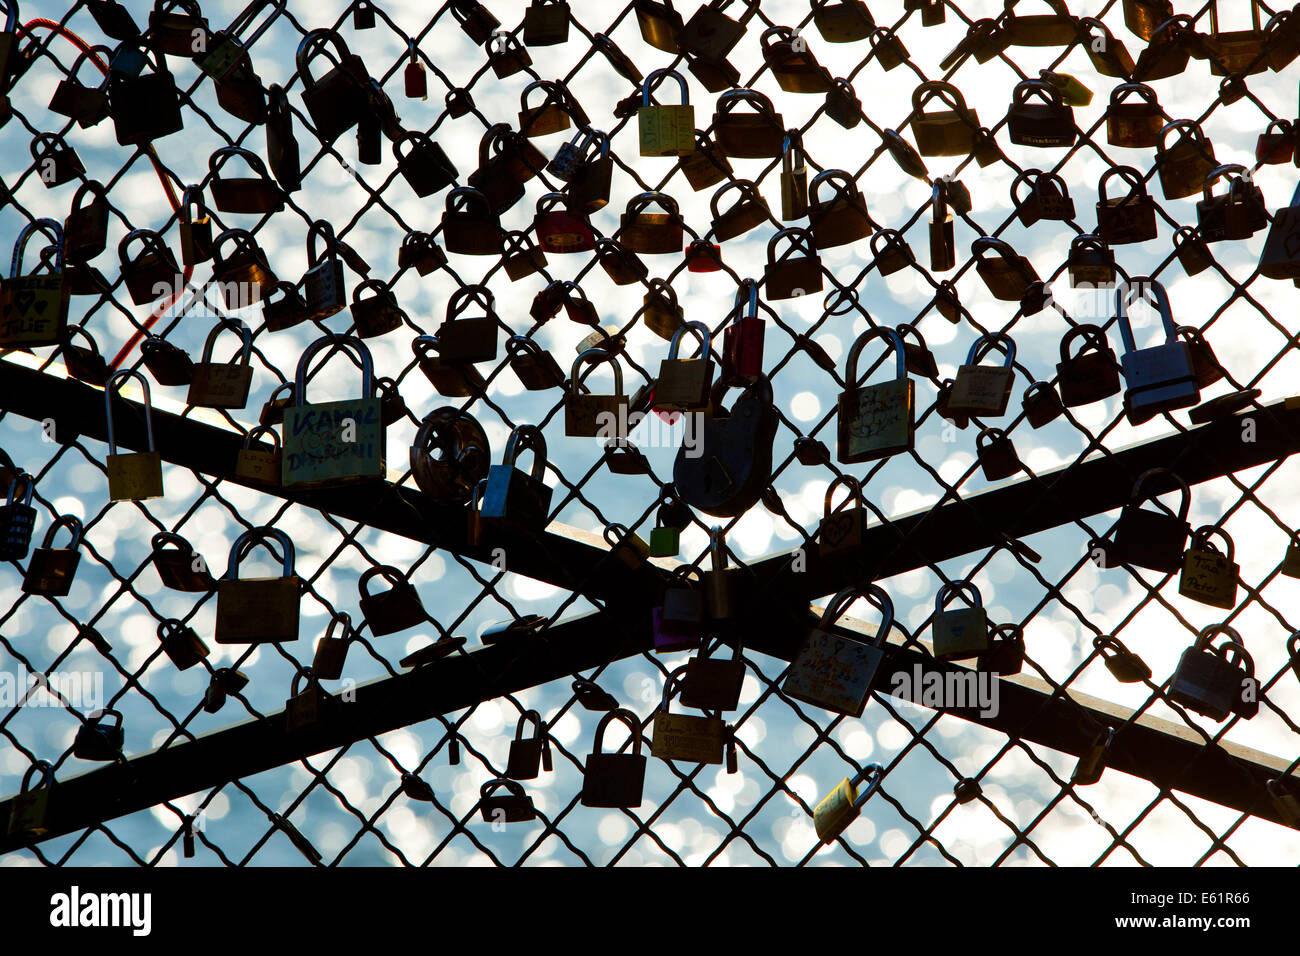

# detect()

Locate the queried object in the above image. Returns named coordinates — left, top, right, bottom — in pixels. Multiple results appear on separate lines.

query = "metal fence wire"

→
left=2, top=0, right=1300, bottom=867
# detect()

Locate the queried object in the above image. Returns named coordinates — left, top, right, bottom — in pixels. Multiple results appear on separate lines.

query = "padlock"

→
left=282, top=335, right=384, bottom=487
left=1257, top=180, right=1300, bottom=280
left=784, top=584, right=894, bottom=717
left=22, top=514, right=83, bottom=596
left=349, top=279, right=405, bottom=339
left=187, top=319, right=254, bottom=410
left=761, top=25, right=832, bottom=93
left=813, top=0, right=873, bottom=42
left=977, top=623, right=1025, bottom=675
left=501, top=336, right=562, bottom=393
left=976, top=427, right=1021, bottom=481
left=105, top=371, right=165, bottom=502
left=721, top=279, right=765, bottom=384
left=1172, top=225, right=1214, bottom=278
left=1255, top=118, right=1295, bottom=166
left=928, top=182, right=956, bottom=273
left=487, top=29, right=533, bottom=78
left=1178, top=526, right=1239, bottom=610
left=517, top=79, right=574, bottom=138
left=208, top=145, right=283, bottom=215
left=467, top=123, right=544, bottom=214
left=60, top=324, right=109, bottom=389
left=1012, top=169, right=1075, bottom=227
left=0, top=471, right=36, bottom=561
left=824, top=76, right=862, bottom=129
left=948, top=331, right=1017, bottom=418
left=106, top=44, right=183, bottom=145
left=566, top=130, right=613, bottom=214
left=674, top=375, right=778, bottom=519
left=657, top=565, right=705, bottom=647
left=498, top=231, right=546, bottom=283
left=655, top=321, right=714, bottom=411
left=1264, top=5, right=1300, bottom=70
left=702, top=525, right=736, bottom=620
left=1155, top=120, right=1219, bottom=202
left=1006, top=78, right=1075, bottom=148
left=1133, top=14, right=1194, bottom=80
left=638, top=278, right=683, bottom=341
left=172, top=186, right=214, bottom=269
left=764, top=228, right=822, bottom=300
left=1071, top=727, right=1115, bottom=786
left=1204, top=0, right=1265, bottom=76
left=149, top=0, right=209, bottom=56
left=870, top=229, right=914, bottom=277
left=1176, top=326, right=1225, bottom=389
left=620, top=191, right=683, bottom=255
left=713, top=88, right=785, bottom=159
left=678, top=129, right=733, bottom=191
left=215, top=527, right=301, bottom=644
left=480, top=425, right=552, bottom=533
left=819, top=475, right=867, bottom=560
left=7, top=762, right=54, bottom=837
left=1197, top=164, right=1268, bottom=243
left=414, top=336, right=485, bottom=398
left=501, top=710, right=553, bottom=782
left=295, top=29, right=368, bottom=143
left=62, top=181, right=109, bottom=270
left=567, top=349, right=628, bottom=438
left=910, top=81, right=980, bottom=157
left=71, top=708, right=123, bottom=762
left=408, top=406, right=491, bottom=508
left=651, top=666, right=727, bottom=764
left=974, top=237, right=1040, bottom=301
left=234, top=424, right=281, bottom=486
left=1282, top=532, right=1300, bottom=579
left=534, top=192, right=595, bottom=254
left=523, top=0, right=568, bottom=45
left=48, top=43, right=111, bottom=128
left=0, top=219, right=68, bottom=348
left=813, top=762, right=884, bottom=844
left=808, top=170, right=873, bottom=248
left=298, top=221, right=347, bottom=323
left=1124, top=0, right=1173, bottom=40
left=581, top=709, right=646, bottom=808
left=1113, top=468, right=1191, bottom=573
left=593, top=239, right=647, bottom=288
left=151, top=531, right=213, bottom=591
left=637, top=68, right=694, bottom=157
left=1067, top=234, right=1117, bottom=288
left=710, top=179, right=770, bottom=242
left=391, top=130, right=456, bottom=198
left=634, top=0, right=683, bottom=51
left=868, top=24, right=910, bottom=69
left=931, top=580, right=989, bottom=660
left=1021, top=381, right=1063, bottom=429
left=211, top=228, right=277, bottom=307
left=1116, top=278, right=1200, bottom=424
left=1002, top=1, right=1075, bottom=46
left=599, top=522, right=649, bottom=570
left=265, top=83, right=302, bottom=194
left=437, top=285, right=498, bottom=364
left=157, top=618, right=209, bottom=671
left=1057, top=324, right=1120, bottom=408
left=1168, top=625, right=1255, bottom=722
left=285, top=666, right=334, bottom=733
left=837, top=326, right=914, bottom=464
left=118, top=229, right=182, bottom=306
left=448, top=0, right=499, bottom=44
left=1106, top=83, right=1163, bottom=150
left=357, top=565, right=426, bottom=636
left=677, top=0, right=746, bottom=60
left=261, top=281, right=310, bottom=333
left=441, top=186, right=502, bottom=256
left=1094, top=635, right=1151, bottom=683
left=1078, top=16, right=1136, bottom=76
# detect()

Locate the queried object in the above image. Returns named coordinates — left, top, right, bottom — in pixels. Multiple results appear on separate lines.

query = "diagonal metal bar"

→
left=3, top=602, right=1294, bottom=852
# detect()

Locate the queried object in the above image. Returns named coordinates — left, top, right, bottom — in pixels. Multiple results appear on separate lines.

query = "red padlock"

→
left=685, top=239, right=723, bottom=273
left=535, top=193, right=595, bottom=253
left=721, top=279, right=764, bottom=383
left=1255, top=119, right=1295, bottom=166
left=404, top=41, right=427, bottom=99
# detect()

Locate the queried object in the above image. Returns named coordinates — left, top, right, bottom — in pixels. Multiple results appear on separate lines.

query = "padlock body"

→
left=283, top=398, right=385, bottom=487
left=783, top=628, right=884, bottom=717
left=1178, top=549, right=1239, bottom=609
left=932, top=607, right=989, bottom=660
left=1114, top=504, right=1189, bottom=573
left=837, top=379, right=914, bottom=463
left=581, top=753, right=646, bottom=808
left=650, top=711, right=726, bottom=764
left=215, top=576, right=300, bottom=643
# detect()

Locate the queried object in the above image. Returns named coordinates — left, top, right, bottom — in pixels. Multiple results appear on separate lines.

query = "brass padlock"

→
left=710, top=179, right=770, bottom=241
left=1067, top=234, right=1117, bottom=288
left=1156, top=119, right=1219, bottom=201
left=566, top=349, right=628, bottom=439
left=211, top=228, right=278, bottom=307
left=813, top=763, right=884, bottom=844
left=824, top=76, right=862, bottom=128
left=760, top=25, right=832, bottom=93
left=932, top=580, right=989, bottom=660
left=1006, top=78, right=1076, bottom=148
left=838, top=326, right=914, bottom=464
left=442, top=186, right=502, bottom=256
left=1057, top=324, right=1120, bottom=408
left=581, top=709, right=647, bottom=808
left=869, top=25, right=909, bottom=70
left=620, top=191, right=684, bottom=255
left=118, top=229, right=182, bottom=306
left=651, top=666, right=727, bottom=765
left=399, top=230, right=448, bottom=278
left=870, top=229, right=914, bottom=276
left=1265, top=6, right=1300, bottom=70
left=1174, top=226, right=1215, bottom=277
left=764, top=227, right=822, bottom=300
left=1113, top=467, right=1192, bottom=573
left=1124, top=0, right=1173, bottom=40
left=1204, top=0, right=1266, bottom=76
left=7, top=761, right=54, bottom=838
left=187, top=319, right=254, bottom=410
left=1072, top=728, right=1115, bottom=786
left=0, top=219, right=68, bottom=348
left=808, top=170, right=873, bottom=248
left=947, top=331, right=1017, bottom=418
left=679, top=130, right=733, bottom=191
left=517, top=79, right=573, bottom=138
left=414, top=335, right=485, bottom=398
left=1079, top=17, right=1136, bottom=77
left=505, top=710, right=553, bottom=781
left=215, top=526, right=301, bottom=644
left=813, top=0, right=873, bottom=42
left=976, top=427, right=1021, bottom=481
left=603, top=523, right=650, bottom=570
left=448, top=0, right=499, bottom=43
left=972, top=237, right=1039, bottom=301
left=640, top=277, right=684, bottom=340
left=1133, top=14, right=1194, bottom=80
left=1106, top=82, right=1163, bottom=149
left=358, top=565, right=427, bottom=635
left=158, top=618, right=210, bottom=671
left=1197, top=163, right=1268, bottom=243
left=285, top=666, right=334, bottom=733
left=408, top=406, right=491, bottom=508
left=713, top=88, right=785, bottom=159
left=634, top=0, right=683, bottom=52
left=283, top=334, right=385, bottom=487
left=930, top=182, right=956, bottom=272
left=638, top=68, right=694, bottom=157
left=1094, top=635, right=1151, bottom=683
left=22, top=515, right=82, bottom=597
left=235, top=424, right=281, bottom=486
left=504, top=335, right=564, bottom=392
left=1012, top=168, right=1075, bottom=227
left=656, top=321, right=714, bottom=411
left=1177, top=326, right=1225, bottom=389
left=294, top=28, right=369, bottom=142
left=105, top=370, right=164, bottom=502
left=1179, top=526, right=1239, bottom=610
left=438, top=284, right=498, bottom=364
left=488, top=30, right=533, bottom=79
left=819, top=474, right=867, bottom=559
left=72, top=707, right=124, bottom=761
left=207, top=145, right=283, bottom=215
left=1001, top=0, right=1075, bottom=46
left=910, top=80, right=980, bottom=157
left=784, top=585, right=894, bottom=717
left=151, top=531, right=213, bottom=591
left=63, top=180, right=108, bottom=263
left=261, top=281, right=310, bottom=333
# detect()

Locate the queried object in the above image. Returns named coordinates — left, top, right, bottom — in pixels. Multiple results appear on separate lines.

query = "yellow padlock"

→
left=105, top=369, right=164, bottom=502
left=638, top=68, right=694, bottom=157
left=813, top=762, right=884, bottom=843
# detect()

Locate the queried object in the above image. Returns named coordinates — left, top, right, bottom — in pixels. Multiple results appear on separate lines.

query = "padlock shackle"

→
left=320, top=610, right=352, bottom=646
left=1108, top=81, right=1157, bottom=106
left=667, top=320, right=711, bottom=361
left=642, top=67, right=688, bottom=106
left=446, top=185, right=492, bottom=216
left=912, top=79, right=970, bottom=115
left=39, top=513, right=83, bottom=550
left=1115, top=276, right=1176, bottom=353
left=936, top=579, right=983, bottom=611
left=305, top=219, right=339, bottom=267
left=502, top=424, right=547, bottom=480
left=848, top=762, right=885, bottom=808
left=733, top=276, right=759, bottom=318
left=20, top=760, right=54, bottom=794
left=12, top=218, right=64, bottom=276
left=5, top=470, right=34, bottom=507
left=87, top=706, right=123, bottom=730
left=514, top=708, right=545, bottom=741
left=447, top=282, right=496, bottom=322
left=480, top=776, right=527, bottom=801
left=964, top=331, right=1018, bottom=368
left=845, top=326, right=906, bottom=388
left=207, top=144, right=273, bottom=181
left=1059, top=323, right=1112, bottom=363
left=104, top=369, right=157, bottom=456
left=709, top=177, right=765, bottom=221
left=1201, top=163, right=1249, bottom=199
left=625, top=190, right=680, bottom=218
left=1012, top=77, right=1064, bottom=106
left=660, top=663, right=692, bottom=713
left=1190, top=524, right=1235, bottom=563
left=227, top=525, right=296, bottom=578
left=293, top=333, right=375, bottom=405
left=358, top=563, right=414, bottom=599
left=809, top=169, right=860, bottom=207
left=1128, top=466, right=1190, bottom=518
left=243, top=422, right=282, bottom=451
left=716, top=88, right=778, bottom=120
left=1158, top=118, right=1210, bottom=154
left=1208, top=0, right=1261, bottom=34
left=294, top=27, right=354, bottom=86
left=290, top=664, right=320, bottom=698
left=199, top=317, right=253, bottom=365
left=823, top=474, right=865, bottom=517
left=818, top=583, right=893, bottom=648
left=1012, top=168, right=1071, bottom=208
left=570, top=347, right=624, bottom=396
left=592, top=708, right=644, bottom=755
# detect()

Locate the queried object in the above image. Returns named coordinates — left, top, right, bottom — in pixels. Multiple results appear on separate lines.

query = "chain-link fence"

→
left=2, top=0, right=1300, bottom=866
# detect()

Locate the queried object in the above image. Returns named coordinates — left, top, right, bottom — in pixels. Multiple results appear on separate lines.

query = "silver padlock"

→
left=1116, top=277, right=1199, bottom=425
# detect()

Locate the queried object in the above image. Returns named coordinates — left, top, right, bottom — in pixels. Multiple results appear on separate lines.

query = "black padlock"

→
left=1056, top=325, right=1120, bottom=408
left=393, top=131, right=457, bottom=198
left=976, top=624, right=1025, bottom=674
left=301, top=220, right=346, bottom=322
left=72, top=709, right=123, bottom=761
left=311, top=611, right=354, bottom=681
left=358, top=565, right=426, bottom=635
left=1113, top=468, right=1191, bottom=573
left=157, top=618, right=210, bottom=670
left=523, top=0, right=569, bottom=45
left=265, top=84, right=301, bottom=194
left=22, top=514, right=82, bottom=596
left=0, top=472, right=37, bottom=561
left=480, top=778, right=535, bottom=822
left=151, top=531, right=214, bottom=591
left=106, top=44, right=183, bottom=145
left=295, top=28, right=369, bottom=143
left=976, top=427, right=1020, bottom=481
left=30, top=133, right=85, bottom=188
left=505, top=710, right=552, bottom=780
left=63, top=180, right=109, bottom=263
left=48, top=44, right=111, bottom=128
